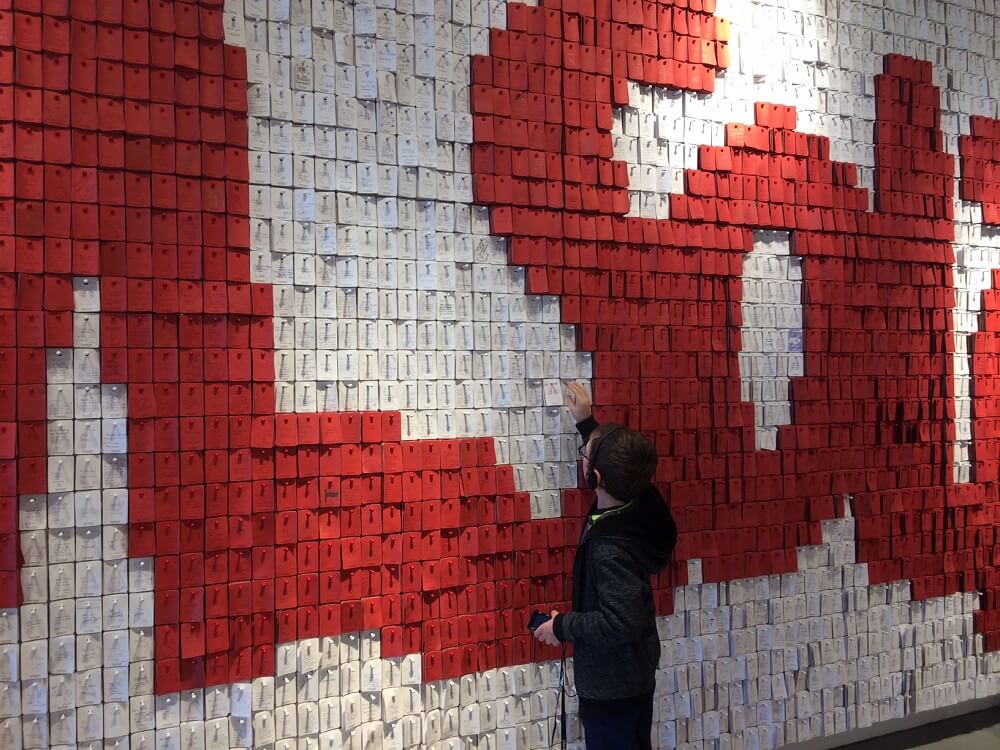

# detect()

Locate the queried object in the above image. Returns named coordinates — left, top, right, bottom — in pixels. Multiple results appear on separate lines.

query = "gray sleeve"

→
left=553, top=541, right=649, bottom=647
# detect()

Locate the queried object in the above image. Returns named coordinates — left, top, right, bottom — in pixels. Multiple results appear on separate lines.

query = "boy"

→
left=533, top=383, right=678, bottom=750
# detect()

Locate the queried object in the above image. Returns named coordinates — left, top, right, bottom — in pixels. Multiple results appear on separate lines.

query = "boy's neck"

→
left=595, top=489, right=627, bottom=510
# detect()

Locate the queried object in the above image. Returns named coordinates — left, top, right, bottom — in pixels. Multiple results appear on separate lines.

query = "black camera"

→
left=527, top=610, right=551, bottom=632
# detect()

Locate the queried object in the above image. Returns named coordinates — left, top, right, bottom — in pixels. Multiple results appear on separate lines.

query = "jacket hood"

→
left=585, top=486, right=677, bottom=575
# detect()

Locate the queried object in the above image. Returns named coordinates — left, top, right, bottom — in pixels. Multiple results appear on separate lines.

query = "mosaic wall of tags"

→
left=6, top=0, right=1000, bottom=748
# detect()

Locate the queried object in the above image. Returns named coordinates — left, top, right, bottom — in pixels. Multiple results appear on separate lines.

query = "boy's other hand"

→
left=565, top=382, right=593, bottom=423
left=533, top=610, right=561, bottom=646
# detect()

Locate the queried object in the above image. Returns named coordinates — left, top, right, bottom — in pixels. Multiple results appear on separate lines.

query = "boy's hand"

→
left=565, top=382, right=593, bottom=423
left=533, top=610, right=561, bottom=646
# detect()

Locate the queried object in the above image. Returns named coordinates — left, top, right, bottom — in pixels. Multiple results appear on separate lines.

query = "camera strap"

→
left=550, top=645, right=569, bottom=749
left=560, top=646, right=568, bottom=748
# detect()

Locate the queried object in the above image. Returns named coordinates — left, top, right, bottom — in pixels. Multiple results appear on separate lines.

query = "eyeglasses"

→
left=577, top=444, right=588, bottom=460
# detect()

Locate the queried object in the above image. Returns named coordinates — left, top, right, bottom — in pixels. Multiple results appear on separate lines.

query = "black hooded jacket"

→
left=552, top=416, right=678, bottom=715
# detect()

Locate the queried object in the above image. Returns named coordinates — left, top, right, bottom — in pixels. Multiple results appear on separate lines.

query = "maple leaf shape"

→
left=475, top=0, right=1000, bottom=651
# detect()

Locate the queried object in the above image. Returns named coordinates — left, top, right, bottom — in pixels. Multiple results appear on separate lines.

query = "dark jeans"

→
left=581, top=695, right=654, bottom=750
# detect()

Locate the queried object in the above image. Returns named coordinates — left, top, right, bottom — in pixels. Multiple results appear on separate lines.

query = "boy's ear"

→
left=592, top=468, right=603, bottom=488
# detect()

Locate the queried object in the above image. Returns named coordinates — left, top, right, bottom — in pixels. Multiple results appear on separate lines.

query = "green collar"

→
left=588, top=500, right=633, bottom=525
